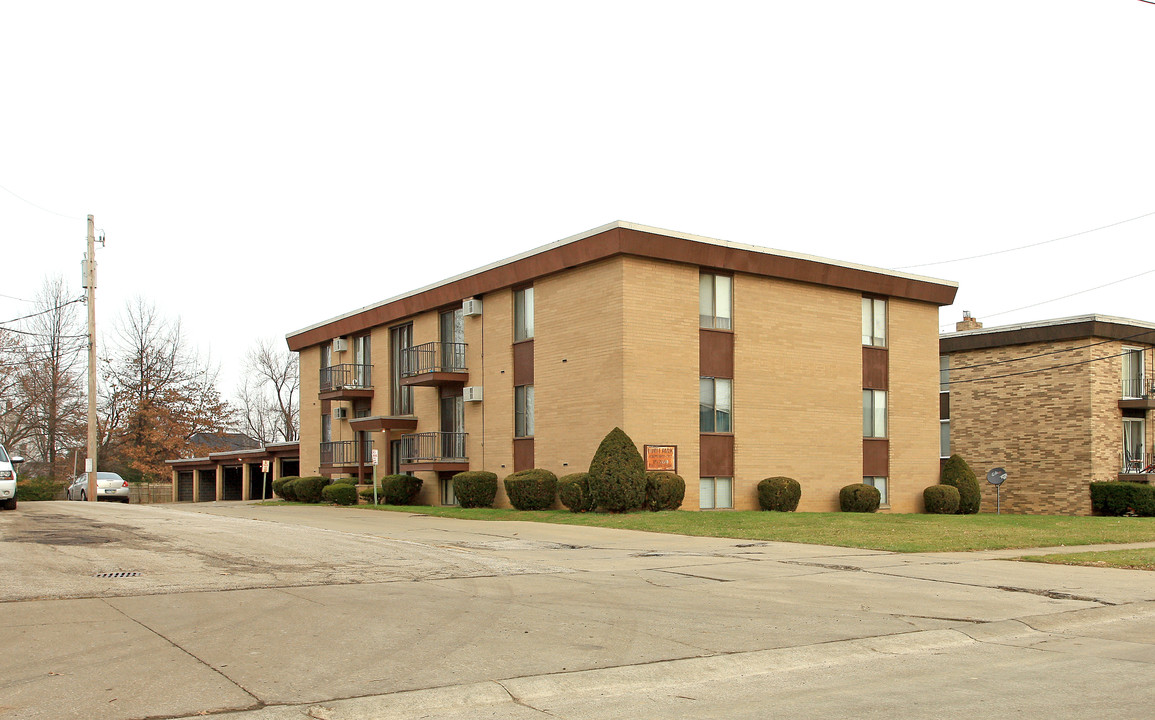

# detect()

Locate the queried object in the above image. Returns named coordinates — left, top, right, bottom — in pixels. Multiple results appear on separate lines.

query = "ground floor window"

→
left=863, top=476, right=888, bottom=506
left=700, top=477, right=733, bottom=509
left=441, top=477, right=458, bottom=506
left=940, top=419, right=950, bottom=458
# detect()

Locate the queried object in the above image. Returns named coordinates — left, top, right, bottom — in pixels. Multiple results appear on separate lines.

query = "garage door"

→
left=177, top=471, right=194, bottom=502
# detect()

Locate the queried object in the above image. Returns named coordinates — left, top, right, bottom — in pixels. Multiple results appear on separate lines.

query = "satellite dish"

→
left=986, top=467, right=1007, bottom=486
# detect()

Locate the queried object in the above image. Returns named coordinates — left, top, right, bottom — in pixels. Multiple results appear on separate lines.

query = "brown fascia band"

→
left=941, top=320, right=1155, bottom=353
left=287, top=226, right=958, bottom=351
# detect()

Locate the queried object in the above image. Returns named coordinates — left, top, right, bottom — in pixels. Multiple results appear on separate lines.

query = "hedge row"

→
left=1090, top=481, right=1155, bottom=516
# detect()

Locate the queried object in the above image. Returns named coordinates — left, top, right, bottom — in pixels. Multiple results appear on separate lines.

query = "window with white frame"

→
left=700, top=377, right=733, bottom=432
left=1123, top=417, right=1146, bottom=472
left=1123, top=347, right=1145, bottom=398
left=940, top=419, right=950, bottom=458
left=862, top=297, right=887, bottom=347
left=700, top=477, right=733, bottom=509
left=515, top=385, right=534, bottom=437
left=863, top=389, right=887, bottom=438
left=940, top=355, right=950, bottom=393
left=441, top=477, right=458, bottom=506
left=863, top=476, right=888, bottom=506
left=514, top=287, right=534, bottom=341
left=699, top=273, right=733, bottom=330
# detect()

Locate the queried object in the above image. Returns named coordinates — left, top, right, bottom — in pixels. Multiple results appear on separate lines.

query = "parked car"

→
left=66, top=472, right=131, bottom=503
left=0, top=443, right=22, bottom=510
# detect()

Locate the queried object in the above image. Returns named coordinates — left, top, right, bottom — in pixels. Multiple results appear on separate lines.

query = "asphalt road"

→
left=3, top=501, right=1155, bottom=719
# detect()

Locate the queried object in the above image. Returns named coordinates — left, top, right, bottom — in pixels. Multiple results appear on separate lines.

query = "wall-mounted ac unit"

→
left=332, top=337, right=348, bottom=353
left=333, top=407, right=348, bottom=419
left=463, top=386, right=483, bottom=402
left=463, top=298, right=483, bottom=317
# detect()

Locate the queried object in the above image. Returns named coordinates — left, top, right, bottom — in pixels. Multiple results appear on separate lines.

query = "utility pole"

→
left=85, top=215, right=98, bottom=501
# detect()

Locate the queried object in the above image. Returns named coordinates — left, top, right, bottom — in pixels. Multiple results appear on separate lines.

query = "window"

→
left=390, top=324, right=413, bottom=415
left=514, top=287, right=534, bottom=341
left=354, top=334, right=370, bottom=387
left=940, top=355, right=950, bottom=393
left=441, top=477, right=458, bottom=506
left=440, top=308, right=465, bottom=370
left=700, top=377, right=733, bottom=432
left=700, top=477, right=733, bottom=509
left=321, top=343, right=332, bottom=369
left=1123, top=417, right=1146, bottom=472
left=863, top=476, right=888, bottom=506
left=699, top=273, right=732, bottom=330
left=515, top=385, right=534, bottom=437
left=862, top=297, right=887, bottom=347
left=321, top=414, right=332, bottom=443
left=863, top=389, right=887, bottom=438
left=1123, top=347, right=1145, bottom=398
left=940, top=419, right=950, bottom=458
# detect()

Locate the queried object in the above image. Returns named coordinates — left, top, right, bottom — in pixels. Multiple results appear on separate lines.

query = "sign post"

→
left=261, top=460, right=270, bottom=501
left=371, top=449, right=380, bottom=505
left=986, top=467, right=1007, bottom=514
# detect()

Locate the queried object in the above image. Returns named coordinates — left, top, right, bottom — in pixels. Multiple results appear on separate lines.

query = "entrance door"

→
left=441, top=393, right=464, bottom=460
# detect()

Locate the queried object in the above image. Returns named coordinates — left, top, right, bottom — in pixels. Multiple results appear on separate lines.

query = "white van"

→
left=0, top=443, right=23, bottom=510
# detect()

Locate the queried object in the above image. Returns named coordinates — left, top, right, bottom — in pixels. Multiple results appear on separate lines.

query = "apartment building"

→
left=286, top=222, right=957, bottom=512
left=940, top=314, right=1155, bottom=515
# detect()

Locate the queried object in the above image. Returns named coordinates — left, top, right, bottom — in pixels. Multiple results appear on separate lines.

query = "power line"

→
left=945, top=327, right=1155, bottom=373
left=0, top=326, right=87, bottom=339
left=0, top=293, right=33, bottom=303
left=0, top=297, right=86, bottom=326
left=946, top=346, right=1138, bottom=386
left=0, top=182, right=86, bottom=221
left=897, top=209, right=1155, bottom=269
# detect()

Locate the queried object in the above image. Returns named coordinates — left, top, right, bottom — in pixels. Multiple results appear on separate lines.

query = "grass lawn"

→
left=314, top=503, right=1155, bottom=553
left=1019, top=548, right=1155, bottom=571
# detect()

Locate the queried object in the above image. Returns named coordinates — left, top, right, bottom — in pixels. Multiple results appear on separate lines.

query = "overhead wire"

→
left=945, top=326, right=1155, bottom=373
left=0, top=297, right=86, bottom=327
left=945, top=346, right=1141, bottom=386
left=0, top=182, right=86, bottom=221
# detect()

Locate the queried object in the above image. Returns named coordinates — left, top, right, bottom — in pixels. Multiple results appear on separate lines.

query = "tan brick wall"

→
left=475, top=287, right=515, bottom=505
left=733, top=276, right=862, bottom=511
left=887, top=298, right=944, bottom=513
left=299, top=345, right=321, bottom=476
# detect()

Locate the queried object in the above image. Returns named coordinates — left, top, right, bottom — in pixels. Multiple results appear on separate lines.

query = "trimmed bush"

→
left=923, top=484, right=961, bottom=514
left=359, top=485, right=383, bottom=503
left=382, top=474, right=423, bottom=505
left=322, top=483, right=358, bottom=505
left=292, top=476, right=329, bottom=503
left=840, top=483, right=881, bottom=513
left=16, top=477, right=65, bottom=501
left=587, top=427, right=646, bottom=512
left=452, top=471, right=498, bottom=508
left=941, top=454, right=981, bottom=514
left=757, top=476, right=801, bottom=512
left=274, top=476, right=300, bottom=502
left=504, top=469, right=558, bottom=511
left=1090, top=481, right=1155, bottom=517
left=558, top=472, right=596, bottom=513
left=645, top=472, right=685, bottom=511
left=332, top=477, right=357, bottom=485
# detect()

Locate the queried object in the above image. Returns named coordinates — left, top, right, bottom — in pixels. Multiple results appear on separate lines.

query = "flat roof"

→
left=287, top=221, right=958, bottom=351
left=941, top=314, right=1155, bottom=352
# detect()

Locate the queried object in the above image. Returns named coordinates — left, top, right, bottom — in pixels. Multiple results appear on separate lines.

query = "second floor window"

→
left=863, top=389, right=887, bottom=438
left=700, top=377, right=732, bottom=432
left=940, top=355, right=950, bottom=393
left=862, top=297, right=887, bottom=347
left=514, top=287, right=534, bottom=341
left=1123, top=347, right=1145, bottom=398
left=699, top=273, right=732, bottom=330
left=515, top=385, right=535, bottom=437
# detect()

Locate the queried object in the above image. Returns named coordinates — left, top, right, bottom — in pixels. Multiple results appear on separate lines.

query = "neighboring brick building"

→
left=285, top=222, right=957, bottom=512
left=940, top=315, right=1155, bottom=515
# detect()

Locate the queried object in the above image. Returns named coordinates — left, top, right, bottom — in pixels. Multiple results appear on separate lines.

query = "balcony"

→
left=399, top=342, right=468, bottom=387
left=399, top=431, right=468, bottom=472
left=320, top=364, right=373, bottom=401
left=319, top=440, right=374, bottom=467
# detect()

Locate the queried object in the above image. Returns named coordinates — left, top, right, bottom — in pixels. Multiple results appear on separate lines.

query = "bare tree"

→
left=235, top=338, right=299, bottom=443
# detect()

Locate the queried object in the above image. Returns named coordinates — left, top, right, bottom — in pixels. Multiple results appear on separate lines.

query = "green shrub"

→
left=292, top=476, right=329, bottom=503
left=382, top=474, right=422, bottom=505
left=923, top=484, right=961, bottom=514
left=322, top=483, right=358, bottom=505
left=452, top=471, right=498, bottom=508
left=587, top=427, right=646, bottom=512
left=274, top=476, right=300, bottom=502
left=558, top=472, right=596, bottom=513
left=940, top=454, right=981, bottom=514
left=503, top=469, right=558, bottom=510
left=840, top=483, right=880, bottom=513
left=757, top=476, right=802, bottom=512
left=644, top=472, right=685, bottom=511
left=1090, top=481, right=1155, bottom=516
left=332, top=477, right=357, bottom=486
left=358, top=485, right=381, bottom=503
left=15, top=477, right=65, bottom=501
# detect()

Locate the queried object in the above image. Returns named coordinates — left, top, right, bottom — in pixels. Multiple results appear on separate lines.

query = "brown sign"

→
left=644, top=445, right=677, bottom=472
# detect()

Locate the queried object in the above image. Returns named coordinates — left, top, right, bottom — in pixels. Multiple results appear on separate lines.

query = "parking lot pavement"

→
left=3, top=501, right=1155, bottom=720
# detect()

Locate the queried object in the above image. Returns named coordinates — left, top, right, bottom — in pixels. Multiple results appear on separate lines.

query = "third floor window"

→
left=862, top=297, right=887, bottom=347
left=699, top=273, right=732, bottom=330
left=514, top=287, right=534, bottom=342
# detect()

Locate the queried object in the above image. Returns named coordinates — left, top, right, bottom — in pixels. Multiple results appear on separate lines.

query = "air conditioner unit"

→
left=333, top=407, right=348, bottom=419
left=463, top=298, right=483, bottom=317
left=332, top=337, right=348, bottom=353
left=463, top=386, right=483, bottom=402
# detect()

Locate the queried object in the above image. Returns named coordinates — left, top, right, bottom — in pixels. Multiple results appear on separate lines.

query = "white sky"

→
left=3, top=1, right=1153, bottom=395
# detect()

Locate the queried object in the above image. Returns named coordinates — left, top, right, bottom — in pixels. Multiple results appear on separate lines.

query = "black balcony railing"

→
left=1122, top=378, right=1154, bottom=399
left=400, top=432, right=467, bottom=464
left=400, top=342, right=467, bottom=378
left=320, top=440, right=374, bottom=466
left=320, top=363, right=372, bottom=392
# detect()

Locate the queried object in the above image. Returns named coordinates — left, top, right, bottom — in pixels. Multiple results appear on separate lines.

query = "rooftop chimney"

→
left=956, top=311, right=983, bottom=332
